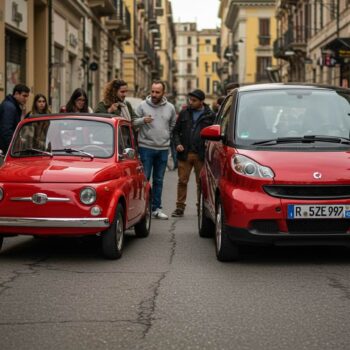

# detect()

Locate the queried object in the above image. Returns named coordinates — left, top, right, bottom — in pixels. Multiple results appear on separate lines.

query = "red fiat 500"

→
left=199, top=84, right=350, bottom=261
left=0, top=114, right=151, bottom=259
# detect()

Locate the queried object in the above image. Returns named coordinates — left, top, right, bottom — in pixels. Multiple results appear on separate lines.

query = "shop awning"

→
left=322, top=38, right=350, bottom=57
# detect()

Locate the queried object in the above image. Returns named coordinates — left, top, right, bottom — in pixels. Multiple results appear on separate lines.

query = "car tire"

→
left=0, top=235, right=3, bottom=251
left=215, top=200, right=239, bottom=262
left=134, top=196, right=151, bottom=238
left=101, top=203, right=124, bottom=260
left=198, top=191, right=214, bottom=238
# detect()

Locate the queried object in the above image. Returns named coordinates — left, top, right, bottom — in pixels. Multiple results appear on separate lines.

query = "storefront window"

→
left=52, top=46, right=64, bottom=113
left=5, top=31, right=26, bottom=94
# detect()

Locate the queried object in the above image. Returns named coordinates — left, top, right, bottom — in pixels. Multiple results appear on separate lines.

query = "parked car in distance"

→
left=199, top=83, right=350, bottom=261
left=0, top=113, right=151, bottom=259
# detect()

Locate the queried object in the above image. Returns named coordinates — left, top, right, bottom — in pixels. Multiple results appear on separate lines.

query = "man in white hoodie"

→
left=134, top=81, right=177, bottom=219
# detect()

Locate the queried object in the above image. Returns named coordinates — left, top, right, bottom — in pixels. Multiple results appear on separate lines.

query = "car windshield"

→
left=11, top=119, right=114, bottom=158
left=235, top=88, right=350, bottom=146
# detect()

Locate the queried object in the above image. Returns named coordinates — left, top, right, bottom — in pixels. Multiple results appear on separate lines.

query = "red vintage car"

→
left=199, top=83, right=350, bottom=261
left=0, top=113, right=151, bottom=259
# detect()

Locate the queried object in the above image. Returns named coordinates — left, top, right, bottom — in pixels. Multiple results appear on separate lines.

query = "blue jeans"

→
left=139, top=147, right=168, bottom=211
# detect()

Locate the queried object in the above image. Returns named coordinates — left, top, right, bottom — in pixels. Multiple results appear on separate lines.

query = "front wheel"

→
left=198, top=191, right=214, bottom=238
left=101, top=204, right=125, bottom=259
left=134, top=196, right=151, bottom=238
left=215, top=200, right=239, bottom=262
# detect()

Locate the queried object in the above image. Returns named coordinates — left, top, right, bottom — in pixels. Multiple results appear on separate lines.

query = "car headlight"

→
left=0, top=187, right=3, bottom=201
left=80, top=187, right=96, bottom=205
left=232, top=155, right=274, bottom=179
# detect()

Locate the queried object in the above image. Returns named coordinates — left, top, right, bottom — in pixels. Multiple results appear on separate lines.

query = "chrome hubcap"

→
left=115, top=214, right=124, bottom=250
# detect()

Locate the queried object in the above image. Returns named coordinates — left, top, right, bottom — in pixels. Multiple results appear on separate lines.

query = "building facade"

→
left=155, top=0, right=176, bottom=101
left=221, top=0, right=277, bottom=86
left=174, top=22, right=198, bottom=110
left=197, top=29, right=220, bottom=105
left=0, top=0, right=175, bottom=111
left=274, top=0, right=350, bottom=87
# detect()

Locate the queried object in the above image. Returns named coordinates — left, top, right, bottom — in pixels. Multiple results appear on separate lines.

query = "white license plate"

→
left=288, top=205, right=350, bottom=219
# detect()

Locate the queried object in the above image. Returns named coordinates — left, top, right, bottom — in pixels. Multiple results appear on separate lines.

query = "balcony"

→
left=273, top=37, right=288, bottom=59
left=105, top=1, right=131, bottom=41
left=87, top=0, right=115, bottom=16
left=284, top=26, right=307, bottom=53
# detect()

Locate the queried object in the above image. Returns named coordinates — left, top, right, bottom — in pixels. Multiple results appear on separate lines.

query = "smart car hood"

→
left=0, top=159, right=119, bottom=183
left=240, top=150, right=350, bottom=184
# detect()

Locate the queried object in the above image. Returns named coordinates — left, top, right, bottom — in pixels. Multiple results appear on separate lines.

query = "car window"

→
left=235, top=89, right=350, bottom=145
left=118, top=125, right=133, bottom=154
left=218, top=95, right=234, bottom=137
left=11, top=119, right=114, bottom=158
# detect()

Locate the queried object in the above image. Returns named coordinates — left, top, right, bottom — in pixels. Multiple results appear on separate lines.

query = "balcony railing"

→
left=105, top=0, right=131, bottom=41
left=87, top=0, right=116, bottom=16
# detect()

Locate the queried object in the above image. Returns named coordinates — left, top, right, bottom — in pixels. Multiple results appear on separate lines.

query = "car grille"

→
left=263, top=185, right=350, bottom=199
left=287, top=219, right=350, bottom=234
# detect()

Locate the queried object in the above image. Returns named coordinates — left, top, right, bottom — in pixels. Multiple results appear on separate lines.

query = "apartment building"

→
left=197, top=29, right=220, bottom=105
left=219, top=0, right=277, bottom=86
left=274, top=0, right=350, bottom=87
left=174, top=22, right=198, bottom=110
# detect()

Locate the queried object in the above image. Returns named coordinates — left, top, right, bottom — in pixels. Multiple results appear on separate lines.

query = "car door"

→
left=206, top=94, right=235, bottom=215
left=118, top=123, right=140, bottom=221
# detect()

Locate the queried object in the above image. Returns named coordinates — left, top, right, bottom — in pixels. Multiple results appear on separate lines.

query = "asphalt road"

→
left=1, top=170, right=350, bottom=350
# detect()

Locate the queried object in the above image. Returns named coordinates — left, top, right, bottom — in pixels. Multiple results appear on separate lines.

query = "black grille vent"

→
left=287, top=219, right=350, bottom=234
left=264, top=185, right=350, bottom=199
left=251, top=220, right=279, bottom=233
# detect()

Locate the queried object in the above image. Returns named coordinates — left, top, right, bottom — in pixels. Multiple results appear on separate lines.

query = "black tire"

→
left=198, top=191, right=214, bottom=238
left=215, top=200, right=239, bottom=262
left=0, top=236, right=3, bottom=252
left=134, top=196, right=151, bottom=238
left=101, top=203, right=125, bottom=259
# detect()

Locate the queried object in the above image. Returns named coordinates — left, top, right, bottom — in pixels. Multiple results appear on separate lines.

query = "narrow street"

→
left=1, top=170, right=350, bottom=349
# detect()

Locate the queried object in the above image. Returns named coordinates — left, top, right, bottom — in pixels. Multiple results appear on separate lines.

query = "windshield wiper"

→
left=52, top=148, right=94, bottom=159
left=13, top=148, right=53, bottom=157
left=252, top=135, right=350, bottom=146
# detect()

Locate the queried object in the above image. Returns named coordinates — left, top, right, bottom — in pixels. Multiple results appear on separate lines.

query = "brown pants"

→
left=176, top=152, right=203, bottom=210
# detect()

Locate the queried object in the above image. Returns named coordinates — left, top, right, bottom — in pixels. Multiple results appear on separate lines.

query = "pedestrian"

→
left=211, top=95, right=225, bottom=114
left=0, top=83, right=30, bottom=153
left=25, top=93, right=50, bottom=118
left=171, top=89, right=215, bottom=217
left=134, top=80, right=176, bottom=220
left=95, top=79, right=136, bottom=121
left=61, top=88, right=93, bottom=113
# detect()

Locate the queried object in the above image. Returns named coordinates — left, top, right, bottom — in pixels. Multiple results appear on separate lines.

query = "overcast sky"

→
left=170, top=0, right=221, bottom=30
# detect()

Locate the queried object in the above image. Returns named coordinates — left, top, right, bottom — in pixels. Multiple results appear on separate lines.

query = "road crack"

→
left=0, top=256, right=50, bottom=296
left=328, top=276, right=350, bottom=301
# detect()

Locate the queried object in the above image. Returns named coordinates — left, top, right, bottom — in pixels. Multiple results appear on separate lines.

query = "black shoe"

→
left=171, top=208, right=184, bottom=217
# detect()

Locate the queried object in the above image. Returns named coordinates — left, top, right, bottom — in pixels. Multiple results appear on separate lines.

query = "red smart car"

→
left=199, top=84, right=350, bottom=261
left=0, top=114, right=151, bottom=259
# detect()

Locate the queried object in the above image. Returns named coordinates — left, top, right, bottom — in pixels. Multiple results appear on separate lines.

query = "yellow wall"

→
left=244, top=7, right=277, bottom=84
left=198, top=31, right=220, bottom=104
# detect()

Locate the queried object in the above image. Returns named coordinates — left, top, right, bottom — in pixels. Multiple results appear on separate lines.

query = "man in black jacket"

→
left=171, top=89, right=215, bottom=217
left=0, top=84, right=30, bottom=154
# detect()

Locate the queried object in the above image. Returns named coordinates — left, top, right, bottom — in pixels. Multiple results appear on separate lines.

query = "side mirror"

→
left=200, top=125, right=222, bottom=141
left=122, top=148, right=135, bottom=160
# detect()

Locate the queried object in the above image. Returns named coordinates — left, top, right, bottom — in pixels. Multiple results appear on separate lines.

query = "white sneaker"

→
left=152, top=208, right=169, bottom=220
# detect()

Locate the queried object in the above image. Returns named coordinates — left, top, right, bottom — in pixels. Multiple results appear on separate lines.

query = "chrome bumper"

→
left=0, top=217, right=110, bottom=228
